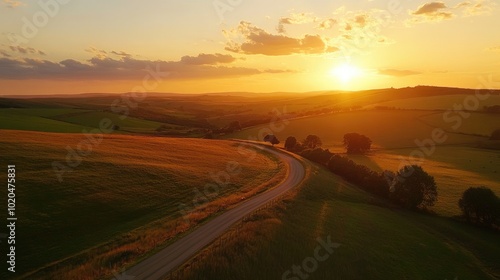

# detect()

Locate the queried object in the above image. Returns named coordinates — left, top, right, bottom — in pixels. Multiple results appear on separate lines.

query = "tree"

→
left=391, top=165, right=437, bottom=209
left=301, top=148, right=333, bottom=165
left=343, top=133, right=372, bottom=154
left=459, top=187, right=500, bottom=226
left=303, top=135, right=322, bottom=149
left=292, top=142, right=305, bottom=153
left=490, top=128, right=500, bottom=140
left=284, top=136, right=297, bottom=151
left=264, top=134, right=280, bottom=146
left=326, top=154, right=390, bottom=197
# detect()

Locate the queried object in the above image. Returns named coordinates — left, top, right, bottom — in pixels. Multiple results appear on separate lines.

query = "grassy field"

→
left=50, top=110, right=166, bottom=133
left=1, top=89, right=498, bottom=278
left=347, top=147, right=500, bottom=216
left=0, top=130, right=285, bottom=279
left=230, top=110, right=484, bottom=151
left=2, top=87, right=498, bottom=136
left=369, top=94, right=500, bottom=110
left=181, top=160, right=500, bottom=280
left=228, top=110, right=498, bottom=216
left=0, top=108, right=94, bottom=133
left=419, top=111, right=499, bottom=137
left=0, top=108, right=167, bottom=134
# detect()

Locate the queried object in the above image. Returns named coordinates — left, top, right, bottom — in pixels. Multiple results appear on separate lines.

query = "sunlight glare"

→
left=331, top=63, right=362, bottom=83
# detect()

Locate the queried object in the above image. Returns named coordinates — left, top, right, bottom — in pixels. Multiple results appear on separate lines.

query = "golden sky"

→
left=0, top=0, right=499, bottom=94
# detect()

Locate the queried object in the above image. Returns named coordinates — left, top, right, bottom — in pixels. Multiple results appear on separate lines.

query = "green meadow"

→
left=229, top=109, right=499, bottom=216
left=0, top=108, right=166, bottom=134
left=185, top=162, right=500, bottom=280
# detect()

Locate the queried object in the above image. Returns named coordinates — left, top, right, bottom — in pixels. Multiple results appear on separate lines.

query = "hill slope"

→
left=184, top=161, right=500, bottom=280
left=0, top=130, right=284, bottom=279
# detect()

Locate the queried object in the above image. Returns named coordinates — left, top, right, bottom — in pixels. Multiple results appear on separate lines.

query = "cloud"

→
left=353, top=14, right=368, bottom=27
left=409, top=2, right=454, bottom=23
left=277, top=12, right=317, bottom=33
left=335, top=10, right=393, bottom=55
left=378, top=69, right=422, bottom=77
left=180, top=53, right=236, bottom=65
left=0, top=52, right=290, bottom=80
left=85, top=48, right=136, bottom=59
left=487, top=46, right=500, bottom=52
left=3, top=0, right=25, bottom=8
left=317, top=18, right=337, bottom=30
left=408, top=0, right=495, bottom=24
left=224, top=21, right=338, bottom=56
left=110, top=50, right=132, bottom=58
left=85, top=47, right=108, bottom=59
left=455, top=1, right=472, bottom=9
left=0, top=50, right=11, bottom=57
left=8, top=45, right=45, bottom=55
left=339, top=12, right=385, bottom=32
left=223, top=9, right=391, bottom=57
left=412, top=2, right=448, bottom=15
left=457, top=0, right=496, bottom=16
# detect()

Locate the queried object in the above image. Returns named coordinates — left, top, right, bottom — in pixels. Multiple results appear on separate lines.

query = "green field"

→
left=369, top=94, right=500, bottom=110
left=0, top=108, right=94, bottom=133
left=185, top=162, right=500, bottom=279
left=3, top=88, right=498, bottom=136
left=230, top=110, right=484, bottom=150
left=0, top=130, right=283, bottom=279
left=50, top=110, right=166, bottom=133
left=347, top=147, right=500, bottom=216
left=419, top=111, right=499, bottom=137
left=0, top=108, right=169, bottom=134
left=228, top=110, right=498, bottom=216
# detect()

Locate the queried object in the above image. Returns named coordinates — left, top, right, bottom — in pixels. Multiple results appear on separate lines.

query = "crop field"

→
left=184, top=163, right=500, bottom=280
left=0, top=130, right=284, bottom=279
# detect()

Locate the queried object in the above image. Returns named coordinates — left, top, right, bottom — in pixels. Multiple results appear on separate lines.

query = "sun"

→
left=330, top=63, right=362, bottom=83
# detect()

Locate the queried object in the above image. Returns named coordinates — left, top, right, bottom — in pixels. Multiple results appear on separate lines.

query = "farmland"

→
left=0, top=86, right=499, bottom=279
left=2, top=0, right=500, bottom=277
left=368, top=94, right=500, bottom=110
left=348, top=146, right=500, bottom=216
left=182, top=162, right=500, bottom=279
left=228, top=108, right=500, bottom=216
left=0, top=130, right=284, bottom=279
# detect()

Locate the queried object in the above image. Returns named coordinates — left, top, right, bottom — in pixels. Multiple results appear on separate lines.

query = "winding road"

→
left=125, top=144, right=305, bottom=280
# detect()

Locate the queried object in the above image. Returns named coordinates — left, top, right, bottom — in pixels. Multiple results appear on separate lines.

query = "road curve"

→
left=125, top=144, right=305, bottom=280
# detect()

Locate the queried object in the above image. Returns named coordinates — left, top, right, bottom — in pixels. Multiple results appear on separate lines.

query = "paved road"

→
left=125, top=144, right=305, bottom=280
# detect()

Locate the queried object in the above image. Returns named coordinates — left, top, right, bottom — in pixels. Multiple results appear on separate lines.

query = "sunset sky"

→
left=0, top=0, right=499, bottom=94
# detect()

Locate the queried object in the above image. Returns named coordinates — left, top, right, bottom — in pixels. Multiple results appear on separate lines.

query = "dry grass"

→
left=0, top=130, right=286, bottom=279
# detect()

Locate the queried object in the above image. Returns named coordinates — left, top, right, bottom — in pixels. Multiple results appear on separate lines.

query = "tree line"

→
left=276, top=134, right=499, bottom=229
